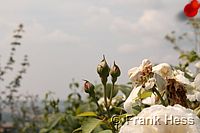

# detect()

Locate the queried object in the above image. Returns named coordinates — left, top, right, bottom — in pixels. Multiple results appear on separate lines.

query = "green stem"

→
left=103, top=83, right=112, bottom=118
left=103, top=83, right=108, bottom=109
left=91, top=92, right=103, bottom=114
left=153, top=87, right=166, bottom=106
left=109, top=82, right=114, bottom=108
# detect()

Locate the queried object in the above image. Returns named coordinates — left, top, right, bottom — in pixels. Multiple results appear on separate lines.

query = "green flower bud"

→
left=110, top=61, right=121, bottom=83
left=110, top=61, right=121, bottom=77
left=97, top=55, right=110, bottom=78
left=83, top=80, right=95, bottom=93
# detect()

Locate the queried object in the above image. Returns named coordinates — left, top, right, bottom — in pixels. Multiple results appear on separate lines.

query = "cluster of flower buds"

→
left=97, top=56, right=121, bottom=84
left=83, top=56, right=121, bottom=94
left=184, top=0, right=200, bottom=17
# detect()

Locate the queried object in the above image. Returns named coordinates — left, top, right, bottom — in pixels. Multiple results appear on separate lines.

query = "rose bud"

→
left=97, top=55, right=110, bottom=79
left=110, top=61, right=121, bottom=82
left=83, top=80, right=95, bottom=93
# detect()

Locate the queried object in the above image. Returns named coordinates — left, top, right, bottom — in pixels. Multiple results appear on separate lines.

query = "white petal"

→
left=152, top=63, right=172, bottom=78
left=124, top=86, right=141, bottom=113
left=175, top=73, right=191, bottom=85
left=144, top=78, right=155, bottom=90
left=142, top=94, right=156, bottom=105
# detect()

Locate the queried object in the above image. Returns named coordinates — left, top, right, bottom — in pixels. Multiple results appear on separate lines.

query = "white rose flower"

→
left=120, top=105, right=200, bottom=133
left=152, top=63, right=172, bottom=78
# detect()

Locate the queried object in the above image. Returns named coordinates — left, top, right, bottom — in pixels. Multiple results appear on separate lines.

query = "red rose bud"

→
left=97, top=55, right=110, bottom=78
left=184, top=3, right=198, bottom=17
left=84, top=80, right=94, bottom=93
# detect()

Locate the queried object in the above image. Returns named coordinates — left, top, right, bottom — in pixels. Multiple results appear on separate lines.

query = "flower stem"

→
left=103, top=83, right=108, bottom=108
left=103, top=83, right=112, bottom=118
left=152, top=87, right=166, bottom=106
left=109, top=82, right=114, bottom=108
left=90, top=91, right=103, bottom=114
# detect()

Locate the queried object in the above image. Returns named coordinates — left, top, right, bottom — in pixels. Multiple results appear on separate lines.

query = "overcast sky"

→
left=0, top=0, right=194, bottom=99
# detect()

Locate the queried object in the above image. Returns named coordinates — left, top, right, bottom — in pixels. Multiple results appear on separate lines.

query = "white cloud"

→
left=25, top=21, right=81, bottom=45
left=110, top=9, right=170, bottom=36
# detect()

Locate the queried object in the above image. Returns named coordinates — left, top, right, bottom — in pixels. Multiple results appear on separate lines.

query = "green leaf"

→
left=139, top=90, right=152, bottom=99
left=76, top=102, right=97, bottom=114
left=132, top=103, right=142, bottom=115
left=77, top=112, right=97, bottom=117
left=48, top=113, right=64, bottom=131
left=82, top=118, right=102, bottom=133
left=40, top=129, right=49, bottom=133
left=98, top=130, right=112, bottom=133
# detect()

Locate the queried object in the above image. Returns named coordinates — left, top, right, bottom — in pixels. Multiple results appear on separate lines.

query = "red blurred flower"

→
left=184, top=3, right=198, bottom=17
